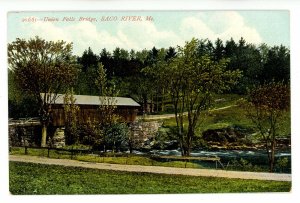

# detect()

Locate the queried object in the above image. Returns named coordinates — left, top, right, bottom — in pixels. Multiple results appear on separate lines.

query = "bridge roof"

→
left=40, top=93, right=140, bottom=107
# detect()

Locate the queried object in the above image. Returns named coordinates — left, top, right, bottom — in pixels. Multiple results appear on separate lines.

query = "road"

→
left=10, top=155, right=291, bottom=182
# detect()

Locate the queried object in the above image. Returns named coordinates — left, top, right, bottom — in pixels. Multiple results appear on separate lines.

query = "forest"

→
left=8, top=37, right=290, bottom=118
left=8, top=36, right=291, bottom=172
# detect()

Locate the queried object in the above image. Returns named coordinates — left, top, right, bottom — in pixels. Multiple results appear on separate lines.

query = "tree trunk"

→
left=41, top=124, right=47, bottom=147
left=182, top=146, right=190, bottom=157
left=161, top=88, right=165, bottom=112
left=113, top=140, right=116, bottom=154
left=151, top=94, right=154, bottom=113
left=129, top=142, right=133, bottom=154
left=185, top=127, right=194, bottom=157
left=143, top=96, right=148, bottom=115
left=269, top=140, right=276, bottom=172
left=156, top=92, right=159, bottom=112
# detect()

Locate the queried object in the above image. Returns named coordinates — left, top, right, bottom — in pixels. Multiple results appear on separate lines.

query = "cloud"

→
left=66, top=22, right=124, bottom=54
left=117, top=21, right=182, bottom=50
left=180, top=16, right=216, bottom=40
left=180, top=11, right=262, bottom=44
left=21, top=20, right=71, bottom=43
left=18, top=11, right=263, bottom=56
left=21, top=20, right=125, bottom=55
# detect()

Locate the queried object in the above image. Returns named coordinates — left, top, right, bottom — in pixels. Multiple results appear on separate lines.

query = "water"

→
left=132, top=149, right=291, bottom=172
left=146, top=149, right=291, bottom=159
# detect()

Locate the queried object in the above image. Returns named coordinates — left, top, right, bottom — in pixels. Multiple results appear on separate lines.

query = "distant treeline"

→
left=8, top=37, right=290, bottom=118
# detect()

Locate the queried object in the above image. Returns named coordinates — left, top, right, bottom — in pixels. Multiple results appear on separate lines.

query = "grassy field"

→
left=161, top=101, right=291, bottom=139
left=9, top=161, right=291, bottom=194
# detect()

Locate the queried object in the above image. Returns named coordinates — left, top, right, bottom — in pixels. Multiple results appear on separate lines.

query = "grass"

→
left=162, top=103, right=291, bottom=139
left=9, top=161, right=291, bottom=194
left=148, top=94, right=242, bottom=115
left=162, top=104, right=256, bottom=136
left=9, top=147, right=202, bottom=169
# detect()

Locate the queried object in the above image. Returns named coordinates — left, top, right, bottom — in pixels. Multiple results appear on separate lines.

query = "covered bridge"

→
left=43, top=93, right=140, bottom=127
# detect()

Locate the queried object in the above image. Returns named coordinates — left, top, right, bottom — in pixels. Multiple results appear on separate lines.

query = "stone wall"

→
left=9, top=125, right=38, bottom=147
left=129, top=120, right=162, bottom=149
left=49, top=128, right=66, bottom=148
left=9, top=121, right=161, bottom=149
left=8, top=125, right=64, bottom=147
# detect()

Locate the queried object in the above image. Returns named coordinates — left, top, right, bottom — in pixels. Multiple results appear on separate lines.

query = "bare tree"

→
left=240, top=82, right=290, bottom=172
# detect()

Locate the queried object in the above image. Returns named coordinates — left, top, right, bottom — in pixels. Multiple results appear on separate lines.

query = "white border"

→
left=1, top=1, right=299, bottom=203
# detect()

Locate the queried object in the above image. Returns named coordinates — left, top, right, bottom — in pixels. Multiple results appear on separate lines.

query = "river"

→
left=131, top=149, right=291, bottom=172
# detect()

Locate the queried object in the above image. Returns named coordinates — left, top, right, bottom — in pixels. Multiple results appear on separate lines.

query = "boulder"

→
left=202, top=126, right=248, bottom=144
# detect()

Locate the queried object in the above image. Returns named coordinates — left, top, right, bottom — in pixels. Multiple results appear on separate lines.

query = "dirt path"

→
left=138, top=105, right=236, bottom=120
left=9, top=155, right=291, bottom=182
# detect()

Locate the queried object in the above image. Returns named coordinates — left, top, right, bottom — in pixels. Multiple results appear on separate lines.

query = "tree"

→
left=95, top=63, right=120, bottom=152
left=126, top=49, right=153, bottom=114
left=224, top=38, right=237, bottom=59
left=223, top=38, right=264, bottom=93
left=240, top=82, right=290, bottom=172
left=78, top=47, right=99, bottom=72
left=8, top=69, right=39, bottom=118
left=165, top=46, right=176, bottom=61
left=213, top=38, right=225, bottom=61
left=147, top=38, right=242, bottom=156
left=76, top=47, right=100, bottom=95
left=63, top=89, right=80, bottom=145
left=95, top=63, right=107, bottom=96
left=8, top=37, right=78, bottom=147
left=262, top=45, right=290, bottom=83
left=99, top=48, right=113, bottom=78
left=196, top=39, right=214, bottom=57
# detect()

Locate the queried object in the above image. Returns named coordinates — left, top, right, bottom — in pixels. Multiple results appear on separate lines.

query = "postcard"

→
left=3, top=1, right=299, bottom=202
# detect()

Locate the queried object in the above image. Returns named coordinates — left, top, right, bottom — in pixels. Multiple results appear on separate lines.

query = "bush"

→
left=152, top=127, right=178, bottom=150
left=104, top=123, right=130, bottom=152
left=227, top=158, right=264, bottom=172
left=277, top=157, right=289, bottom=173
left=192, top=136, right=209, bottom=150
left=78, top=121, right=103, bottom=150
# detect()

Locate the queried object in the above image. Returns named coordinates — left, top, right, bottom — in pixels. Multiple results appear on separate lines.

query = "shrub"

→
left=104, top=123, right=130, bottom=152
left=277, top=157, right=289, bottom=173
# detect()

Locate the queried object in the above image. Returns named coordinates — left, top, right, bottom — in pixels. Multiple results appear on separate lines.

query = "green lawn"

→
left=10, top=147, right=202, bottom=169
left=162, top=103, right=291, bottom=139
left=9, top=161, right=291, bottom=194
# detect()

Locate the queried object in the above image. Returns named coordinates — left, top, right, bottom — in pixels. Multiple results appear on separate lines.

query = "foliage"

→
left=63, top=89, right=80, bottom=145
left=8, top=69, right=40, bottom=118
left=8, top=36, right=78, bottom=146
left=95, top=63, right=122, bottom=151
left=8, top=36, right=290, bottom=154
left=152, top=127, right=179, bottom=150
left=240, top=82, right=290, bottom=172
left=9, top=162, right=291, bottom=194
left=263, top=45, right=290, bottom=83
left=79, top=117, right=103, bottom=150
left=9, top=37, right=290, bottom=121
left=95, top=62, right=107, bottom=96
left=104, top=123, right=130, bottom=152
left=75, top=47, right=99, bottom=95
left=276, top=157, right=289, bottom=173
left=227, top=158, right=264, bottom=172
left=148, top=38, right=242, bottom=156
left=95, top=62, right=120, bottom=126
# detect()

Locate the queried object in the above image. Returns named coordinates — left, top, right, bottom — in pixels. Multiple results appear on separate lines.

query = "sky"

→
left=7, top=11, right=289, bottom=56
